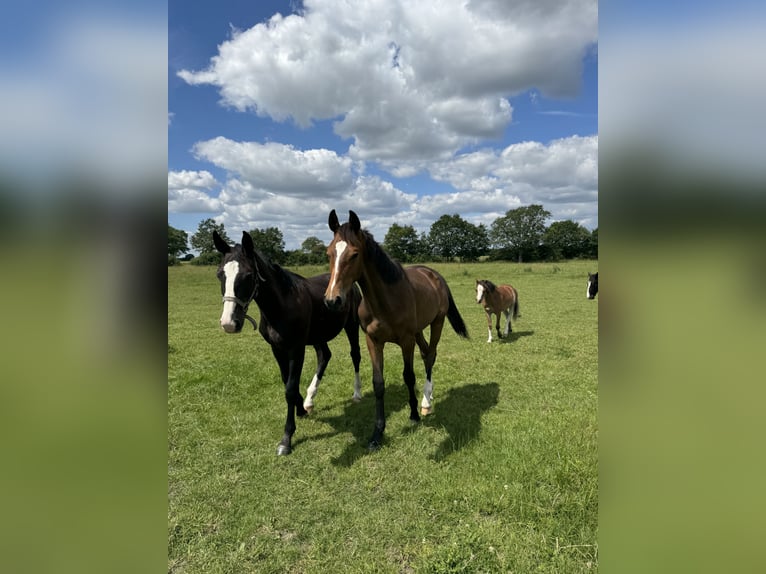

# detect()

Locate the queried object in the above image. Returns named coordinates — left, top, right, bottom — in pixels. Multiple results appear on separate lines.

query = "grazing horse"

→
left=587, top=272, right=598, bottom=299
left=475, top=279, right=519, bottom=343
left=213, top=230, right=362, bottom=456
left=324, top=210, right=469, bottom=451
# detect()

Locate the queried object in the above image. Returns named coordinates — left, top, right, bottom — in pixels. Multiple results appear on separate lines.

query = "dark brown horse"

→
left=214, top=230, right=362, bottom=455
left=475, top=279, right=519, bottom=343
left=324, top=210, right=469, bottom=450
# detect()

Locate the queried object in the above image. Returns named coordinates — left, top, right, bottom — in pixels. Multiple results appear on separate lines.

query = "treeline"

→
left=168, top=205, right=597, bottom=266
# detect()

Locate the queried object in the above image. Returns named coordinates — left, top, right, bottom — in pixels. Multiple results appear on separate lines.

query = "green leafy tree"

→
left=248, top=227, right=286, bottom=264
left=427, top=214, right=489, bottom=261
left=544, top=220, right=592, bottom=260
left=301, top=236, right=327, bottom=264
left=168, top=224, right=188, bottom=257
left=490, top=204, right=551, bottom=262
left=190, top=218, right=229, bottom=255
left=587, top=227, right=598, bottom=259
left=384, top=223, right=422, bottom=262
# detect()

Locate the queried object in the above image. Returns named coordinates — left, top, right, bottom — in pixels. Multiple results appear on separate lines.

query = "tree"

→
left=190, top=218, right=229, bottom=255
left=384, top=223, right=422, bottom=262
left=544, top=220, right=592, bottom=260
left=248, top=227, right=286, bottom=264
left=587, top=227, right=598, bottom=259
left=301, top=236, right=327, bottom=264
left=490, top=204, right=551, bottom=263
left=427, top=214, right=489, bottom=261
left=168, top=224, right=188, bottom=257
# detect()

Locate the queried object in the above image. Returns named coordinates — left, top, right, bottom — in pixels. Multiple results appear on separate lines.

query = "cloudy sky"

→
left=169, top=0, right=598, bottom=250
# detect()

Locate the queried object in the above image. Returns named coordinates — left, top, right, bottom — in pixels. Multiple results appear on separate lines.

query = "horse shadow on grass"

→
left=498, top=330, right=534, bottom=344
left=312, top=381, right=500, bottom=467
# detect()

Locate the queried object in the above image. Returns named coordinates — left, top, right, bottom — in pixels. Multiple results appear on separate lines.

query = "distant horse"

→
left=587, top=272, right=598, bottom=299
left=475, top=279, right=519, bottom=343
left=324, top=210, right=469, bottom=450
left=213, top=230, right=362, bottom=456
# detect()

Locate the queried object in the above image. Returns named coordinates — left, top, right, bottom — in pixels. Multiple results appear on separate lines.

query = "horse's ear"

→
left=242, top=231, right=255, bottom=256
left=328, top=209, right=339, bottom=233
left=349, top=210, right=361, bottom=232
left=213, top=230, right=230, bottom=254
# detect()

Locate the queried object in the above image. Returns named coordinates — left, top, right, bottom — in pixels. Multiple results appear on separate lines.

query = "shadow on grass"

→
left=498, top=329, right=534, bottom=344
left=312, top=381, right=500, bottom=467
left=424, top=382, right=500, bottom=462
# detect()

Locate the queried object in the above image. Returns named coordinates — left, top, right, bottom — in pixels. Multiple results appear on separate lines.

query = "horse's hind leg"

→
left=344, top=316, right=363, bottom=402
left=303, top=342, right=331, bottom=413
left=503, top=308, right=512, bottom=337
left=418, top=317, right=445, bottom=415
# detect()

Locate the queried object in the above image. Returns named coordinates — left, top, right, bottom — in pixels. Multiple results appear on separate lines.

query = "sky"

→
left=168, top=0, right=598, bottom=251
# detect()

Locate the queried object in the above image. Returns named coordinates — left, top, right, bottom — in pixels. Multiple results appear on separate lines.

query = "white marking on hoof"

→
left=420, top=379, right=433, bottom=413
left=276, top=444, right=291, bottom=456
left=304, top=374, right=320, bottom=411
left=352, top=372, right=362, bottom=402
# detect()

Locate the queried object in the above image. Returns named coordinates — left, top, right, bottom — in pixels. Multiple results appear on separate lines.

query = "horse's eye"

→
left=349, top=252, right=359, bottom=260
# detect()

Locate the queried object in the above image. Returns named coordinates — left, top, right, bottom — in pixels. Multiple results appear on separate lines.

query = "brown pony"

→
left=324, top=210, right=469, bottom=450
left=475, top=279, right=519, bottom=343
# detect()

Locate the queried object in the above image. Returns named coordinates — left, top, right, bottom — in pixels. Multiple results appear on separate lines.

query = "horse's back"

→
left=404, top=265, right=451, bottom=325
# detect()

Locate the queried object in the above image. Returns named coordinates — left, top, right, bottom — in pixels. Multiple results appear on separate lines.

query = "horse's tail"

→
left=446, top=289, right=469, bottom=339
left=512, top=287, right=520, bottom=320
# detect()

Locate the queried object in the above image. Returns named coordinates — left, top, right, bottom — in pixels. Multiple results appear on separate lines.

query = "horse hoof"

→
left=367, top=440, right=381, bottom=452
left=276, top=444, right=292, bottom=456
left=420, top=406, right=432, bottom=416
left=303, top=405, right=314, bottom=415
left=352, top=396, right=362, bottom=403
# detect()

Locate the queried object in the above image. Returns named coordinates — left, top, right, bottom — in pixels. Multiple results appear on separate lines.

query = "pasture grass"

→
left=169, top=260, right=598, bottom=573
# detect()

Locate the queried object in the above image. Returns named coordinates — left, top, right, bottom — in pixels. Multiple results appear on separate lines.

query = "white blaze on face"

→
left=329, top=240, right=347, bottom=296
left=476, top=283, right=484, bottom=303
left=220, top=260, right=239, bottom=332
left=586, top=280, right=592, bottom=299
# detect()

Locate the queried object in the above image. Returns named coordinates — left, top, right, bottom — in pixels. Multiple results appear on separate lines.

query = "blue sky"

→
left=169, top=0, right=598, bottom=250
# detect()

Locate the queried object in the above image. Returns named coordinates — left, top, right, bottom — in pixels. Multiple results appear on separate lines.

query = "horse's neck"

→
left=251, top=252, right=289, bottom=312
left=357, top=259, right=402, bottom=316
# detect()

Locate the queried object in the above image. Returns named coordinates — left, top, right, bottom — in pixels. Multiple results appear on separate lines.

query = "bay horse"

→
left=587, top=272, right=598, bottom=299
left=324, top=210, right=469, bottom=451
left=213, top=230, right=362, bottom=456
left=475, top=279, right=519, bottom=343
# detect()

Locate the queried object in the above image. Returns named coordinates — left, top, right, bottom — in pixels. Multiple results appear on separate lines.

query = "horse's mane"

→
left=480, top=279, right=497, bottom=293
left=340, top=225, right=404, bottom=284
left=235, top=244, right=296, bottom=291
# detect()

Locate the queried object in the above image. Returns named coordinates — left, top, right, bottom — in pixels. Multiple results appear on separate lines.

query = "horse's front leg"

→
left=401, top=339, right=420, bottom=424
left=366, top=336, right=386, bottom=451
left=485, top=311, right=493, bottom=343
left=277, top=347, right=306, bottom=456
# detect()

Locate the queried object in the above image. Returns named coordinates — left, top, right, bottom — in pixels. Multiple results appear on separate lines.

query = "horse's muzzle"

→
left=324, top=296, right=344, bottom=311
left=221, top=319, right=243, bottom=333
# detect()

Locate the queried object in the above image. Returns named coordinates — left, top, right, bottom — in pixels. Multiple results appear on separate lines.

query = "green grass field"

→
left=168, top=259, right=598, bottom=573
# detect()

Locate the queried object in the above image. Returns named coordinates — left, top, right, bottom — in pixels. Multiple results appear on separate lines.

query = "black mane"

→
left=480, top=279, right=497, bottom=293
